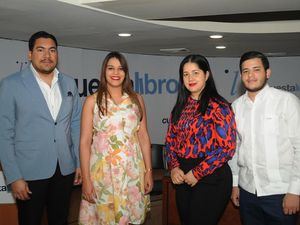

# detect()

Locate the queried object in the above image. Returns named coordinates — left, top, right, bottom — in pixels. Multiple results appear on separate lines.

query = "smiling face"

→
left=241, top=58, right=271, bottom=97
left=182, top=62, right=209, bottom=99
left=28, top=37, right=58, bottom=76
left=105, top=57, right=126, bottom=90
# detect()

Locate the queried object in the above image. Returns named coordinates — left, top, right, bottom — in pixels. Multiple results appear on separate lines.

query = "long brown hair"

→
left=96, top=51, right=143, bottom=120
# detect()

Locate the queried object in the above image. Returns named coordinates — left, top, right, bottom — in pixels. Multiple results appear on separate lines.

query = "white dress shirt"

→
left=31, top=64, right=62, bottom=120
left=229, top=84, right=300, bottom=196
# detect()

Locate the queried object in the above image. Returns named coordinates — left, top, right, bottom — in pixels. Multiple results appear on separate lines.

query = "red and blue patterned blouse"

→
left=165, top=96, right=236, bottom=180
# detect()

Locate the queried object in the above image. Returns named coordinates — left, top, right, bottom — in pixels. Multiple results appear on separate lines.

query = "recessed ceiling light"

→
left=216, top=45, right=226, bottom=49
left=209, top=34, right=223, bottom=39
left=264, top=52, right=287, bottom=57
left=80, top=0, right=117, bottom=3
left=118, top=33, right=132, bottom=37
left=159, top=48, right=190, bottom=53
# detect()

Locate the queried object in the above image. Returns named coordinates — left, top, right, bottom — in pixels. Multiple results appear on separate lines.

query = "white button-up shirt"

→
left=229, top=84, right=300, bottom=196
left=31, top=64, right=62, bottom=120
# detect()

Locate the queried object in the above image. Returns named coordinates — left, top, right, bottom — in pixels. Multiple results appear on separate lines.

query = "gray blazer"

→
left=0, top=67, right=82, bottom=185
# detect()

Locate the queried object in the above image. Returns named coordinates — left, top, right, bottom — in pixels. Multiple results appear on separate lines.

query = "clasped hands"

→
left=171, top=167, right=198, bottom=187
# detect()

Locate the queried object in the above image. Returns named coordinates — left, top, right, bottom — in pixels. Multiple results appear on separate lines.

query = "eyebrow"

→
left=183, top=69, right=200, bottom=73
left=107, top=65, right=122, bottom=68
left=35, top=46, right=57, bottom=50
left=242, top=66, right=261, bottom=71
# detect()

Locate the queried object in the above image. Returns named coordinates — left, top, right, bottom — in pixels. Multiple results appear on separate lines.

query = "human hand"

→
left=170, top=167, right=184, bottom=184
left=282, top=193, right=299, bottom=215
left=11, top=179, right=32, bottom=200
left=82, top=180, right=96, bottom=204
left=73, top=168, right=82, bottom=185
left=144, top=170, right=153, bottom=194
left=231, top=186, right=240, bottom=207
left=184, top=170, right=198, bottom=187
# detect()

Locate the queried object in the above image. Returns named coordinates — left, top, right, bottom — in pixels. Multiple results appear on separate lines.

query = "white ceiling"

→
left=0, top=0, right=300, bottom=57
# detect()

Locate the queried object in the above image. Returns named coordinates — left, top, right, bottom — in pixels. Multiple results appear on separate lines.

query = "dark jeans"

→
left=16, top=164, right=75, bottom=225
left=239, top=188, right=298, bottom=225
left=175, top=158, right=232, bottom=225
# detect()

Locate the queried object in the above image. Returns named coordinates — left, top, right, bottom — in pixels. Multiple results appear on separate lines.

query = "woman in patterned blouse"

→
left=165, top=54, right=236, bottom=225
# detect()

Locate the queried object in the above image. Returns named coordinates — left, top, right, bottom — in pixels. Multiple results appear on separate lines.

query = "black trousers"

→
left=16, top=164, right=75, bottom=225
left=239, top=188, right=298, bottom=225
left=175, top=158, right=232, bottom=225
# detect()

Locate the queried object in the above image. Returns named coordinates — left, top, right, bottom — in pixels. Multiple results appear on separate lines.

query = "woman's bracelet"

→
left=145, top=168, right=152, bottom=173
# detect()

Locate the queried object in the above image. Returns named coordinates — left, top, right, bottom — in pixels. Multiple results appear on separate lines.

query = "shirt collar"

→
left=30, top=64, right=59, bottom=85
left=188, top=95, right=199, bottom=103
left=243, top=84, right=270, bottom=103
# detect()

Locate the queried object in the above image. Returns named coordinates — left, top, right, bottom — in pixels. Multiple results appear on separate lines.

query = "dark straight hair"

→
left=239, top=51, right=270, bottom=72
left=171, top=54, right=228, bottom=124
left=28, top=31, right=58, bottom=51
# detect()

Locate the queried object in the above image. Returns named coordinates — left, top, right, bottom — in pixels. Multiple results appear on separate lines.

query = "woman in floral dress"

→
left=79, top=52, right=153, bottom=225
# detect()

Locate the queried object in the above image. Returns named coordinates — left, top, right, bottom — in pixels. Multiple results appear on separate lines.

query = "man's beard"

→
left=38, top=67, right=55, bottom=74
left=245, top=77, right=268, bottom=93
left=33, top=62, right=57, bottom=75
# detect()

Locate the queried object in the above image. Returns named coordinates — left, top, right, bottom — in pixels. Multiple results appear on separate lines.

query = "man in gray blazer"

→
left=0, top=31, right=82, bottom=225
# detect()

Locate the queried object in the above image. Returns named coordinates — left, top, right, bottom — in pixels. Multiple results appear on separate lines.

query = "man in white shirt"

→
left=229, top=51, right=300, bottom=225
left=0, top=31, right=82, bottom=225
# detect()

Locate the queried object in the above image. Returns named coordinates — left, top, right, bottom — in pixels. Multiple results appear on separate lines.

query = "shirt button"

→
left=54, top=122, right=57, bottom=125
left=54, top=139, right=56, bottom=143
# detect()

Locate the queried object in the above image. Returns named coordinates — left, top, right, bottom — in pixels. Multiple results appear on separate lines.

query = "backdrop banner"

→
left=0, top=171, right=15, bottom=204
left=0, top=38, right=299, bottom=203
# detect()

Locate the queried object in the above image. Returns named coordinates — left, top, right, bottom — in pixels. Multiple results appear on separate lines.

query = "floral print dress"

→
left=79, top=94, right=150, bottom=225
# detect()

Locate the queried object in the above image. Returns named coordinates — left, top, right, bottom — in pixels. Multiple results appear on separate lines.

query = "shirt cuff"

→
left=192, top=169, right=201, bottom=181
left=168, top=159, right=180, bottom=171
left=232, top=175, right=239, bottom=187
left=288, top=180, right=300, bottom=195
